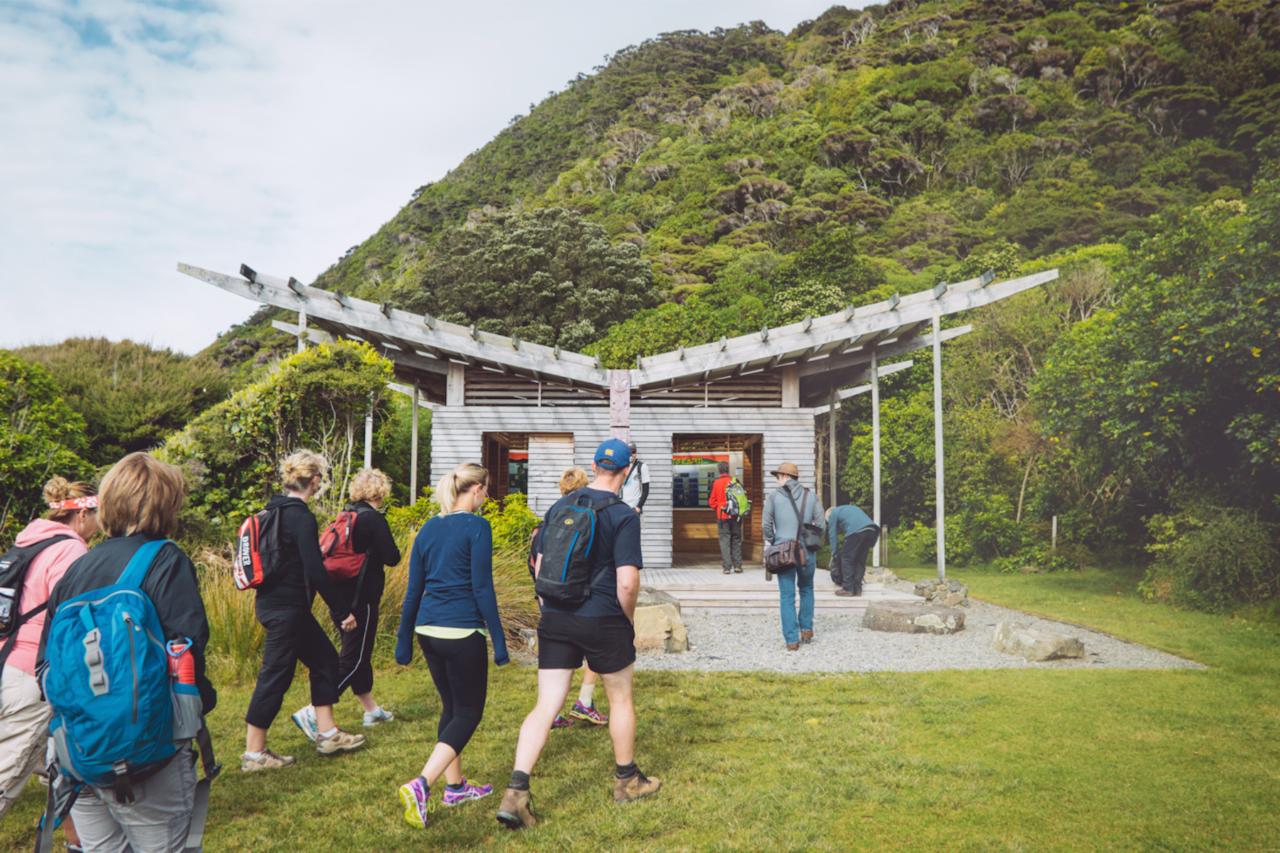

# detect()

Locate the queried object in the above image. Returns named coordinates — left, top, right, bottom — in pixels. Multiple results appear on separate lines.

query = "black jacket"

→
left=254, top=495, right=350, bottom=616
left=331, top=502, right=401, bottom=611
left=38, top=535, right=217, bottom=715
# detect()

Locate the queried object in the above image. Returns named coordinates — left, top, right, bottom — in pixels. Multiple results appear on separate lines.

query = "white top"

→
left=619, top=459, right=650, bottom=509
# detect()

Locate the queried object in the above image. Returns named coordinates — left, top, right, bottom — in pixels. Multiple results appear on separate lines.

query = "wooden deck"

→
left=647, top=562, right=920, bottom=614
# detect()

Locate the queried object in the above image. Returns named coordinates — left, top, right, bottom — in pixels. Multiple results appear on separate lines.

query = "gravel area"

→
left=635, top=596, right=1204, bottom=674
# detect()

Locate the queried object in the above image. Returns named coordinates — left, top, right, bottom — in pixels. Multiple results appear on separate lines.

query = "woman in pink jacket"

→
left=0, top=477, right=98, bottom=831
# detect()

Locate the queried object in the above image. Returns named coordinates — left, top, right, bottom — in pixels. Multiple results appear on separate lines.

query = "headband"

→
left=49, top=496, right=98, bottom=511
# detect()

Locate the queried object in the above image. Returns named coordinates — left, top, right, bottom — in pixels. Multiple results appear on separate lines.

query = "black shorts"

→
left=537, top=612, right=635, bottom=674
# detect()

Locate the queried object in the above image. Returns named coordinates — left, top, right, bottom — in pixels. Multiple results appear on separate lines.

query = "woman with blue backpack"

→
left=395, top=462, right=509, bottom=829
left=36, top=453, right=216, bottom=852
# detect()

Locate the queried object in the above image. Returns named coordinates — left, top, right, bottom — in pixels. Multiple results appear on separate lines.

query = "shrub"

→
left=0, top=352, right=92, bottom=544
left=1139, top=507, right=1280, bottom=612
left=160, top=341, right=393, bottom=533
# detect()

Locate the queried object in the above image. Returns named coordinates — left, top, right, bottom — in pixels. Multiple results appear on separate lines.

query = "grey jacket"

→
left=762, top=478, right=825, bottom=545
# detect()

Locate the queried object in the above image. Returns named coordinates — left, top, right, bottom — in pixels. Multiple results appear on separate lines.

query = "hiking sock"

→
left=615, top=762, right=638, bottom=780
left=578, top=682, right=596, bottom=707
left=243, top=751, right=263, bottom=760
left=445, top=781, right=465, bottom=793
left=509, top=770, right=531, bottom=791
left=318, top=727, right=337, bottom=739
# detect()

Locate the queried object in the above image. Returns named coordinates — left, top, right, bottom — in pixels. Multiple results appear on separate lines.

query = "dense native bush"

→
left=160, top=341, right=393, bottom=533
left=18, top=337, right=230, bottom=466
left=0, top=352, right=92, bottom=543
left=1140, top=506, right=1280, bottom=612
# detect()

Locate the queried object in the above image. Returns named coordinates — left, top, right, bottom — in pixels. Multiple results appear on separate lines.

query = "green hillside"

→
left=199, top=0, right=1280, bottom=603
left=295, top=0, right=1276, bottom=361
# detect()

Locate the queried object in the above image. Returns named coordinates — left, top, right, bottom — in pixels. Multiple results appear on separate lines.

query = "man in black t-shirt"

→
left=497, top=439, right=661, bottom=830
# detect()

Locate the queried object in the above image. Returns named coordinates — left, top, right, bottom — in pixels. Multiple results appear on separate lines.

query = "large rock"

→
left=914, top=579, right=970, bottom=607
left=634, top=588, right=688, bottom=653
left=862, top=603, right=965, bottom=635
left=992, top=622, right=1085, bottom=661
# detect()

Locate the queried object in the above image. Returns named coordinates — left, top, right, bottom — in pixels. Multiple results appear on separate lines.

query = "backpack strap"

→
left=117, top=539, right=169, bottom=589
left=184, top=724, right=220, bottom=851
left=783, top=487, right=806, bottom=539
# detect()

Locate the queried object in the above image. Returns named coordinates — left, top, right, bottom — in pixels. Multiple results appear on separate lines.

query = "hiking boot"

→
left=551, top=713, right=573, bottom=729
left=363, top=706, right=395, bottom=727
left=786, top=642, right=800, bottom=651
left=800, top=629, right=814, bottom=644
left=613, top=770, right=661, bottom=803
left=240, top=749, right=295, bottom=772
left=722, top=567, right=731, bottom=574
left=496, top=787, right=537, bottom=830
left=316, top=728, right=366, bottom=755
left=398, top=776, right=431, bottom=828
left=833, top=588, right=855, bottom=597
left=290, top=705, right=318, bottom=742
left=568, top=700, right=608, bottom=726
left=733, top=565, right=743, bottom=573
left=443, top=778, right=493, bottom=807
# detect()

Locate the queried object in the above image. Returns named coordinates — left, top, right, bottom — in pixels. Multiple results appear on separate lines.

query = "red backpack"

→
left=320, top=508, right=367, bottom=581
left=233, top=507, right=284, bottom=590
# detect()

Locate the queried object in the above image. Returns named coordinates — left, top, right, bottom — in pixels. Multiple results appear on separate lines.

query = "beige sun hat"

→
left=770, top=461, right=799, bottom=478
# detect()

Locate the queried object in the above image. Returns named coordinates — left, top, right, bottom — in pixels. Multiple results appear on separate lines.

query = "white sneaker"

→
left=291, top=705, right=319, bottom=742
left=363, top=706, right=395, bottom=727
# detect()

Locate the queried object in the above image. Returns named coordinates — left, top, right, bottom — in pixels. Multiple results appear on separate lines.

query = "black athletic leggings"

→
left=417, top=631, right=489, bottom=753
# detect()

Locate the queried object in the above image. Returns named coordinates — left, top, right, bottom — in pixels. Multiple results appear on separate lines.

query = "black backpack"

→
left=0, top=535, right=73, bottom=678
left=534, top=491, right=621, bottom=606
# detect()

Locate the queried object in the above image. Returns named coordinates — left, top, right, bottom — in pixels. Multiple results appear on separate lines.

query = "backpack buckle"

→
left=82, top=629, right=110, bottom=697
left=111, top=761, right=134, bottom=804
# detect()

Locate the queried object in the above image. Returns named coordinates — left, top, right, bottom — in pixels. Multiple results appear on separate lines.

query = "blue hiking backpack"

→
left=534, top=491, right=622, bottom=606
left=42, top=540, right=183, bottom=792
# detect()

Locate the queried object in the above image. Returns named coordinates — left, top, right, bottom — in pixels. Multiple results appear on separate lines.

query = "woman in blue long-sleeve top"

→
left=394, top=462, right=509, bottom=829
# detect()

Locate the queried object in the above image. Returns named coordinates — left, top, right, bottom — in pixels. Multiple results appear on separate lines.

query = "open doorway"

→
left=671, top=434, right=763, bottom=566
left=482, top=432, right=572, bottom=515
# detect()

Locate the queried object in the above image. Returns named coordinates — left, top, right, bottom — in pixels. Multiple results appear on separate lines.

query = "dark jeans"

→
left=832, top=527, right=879, bottom=593
left=418, top=632, right=489, bottom=753
left=333, top=601, right=379, bottom=697
left=717, top=518, right=743, bottom=570
left=246, top=605, right=339, bottom=729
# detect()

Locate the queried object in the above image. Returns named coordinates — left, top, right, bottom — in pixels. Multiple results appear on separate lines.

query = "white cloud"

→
left=0, top=0, right=838, bottom=354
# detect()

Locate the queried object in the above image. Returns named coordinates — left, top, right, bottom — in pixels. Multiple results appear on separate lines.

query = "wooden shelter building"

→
left=180, top=262, right=1058, bottom=572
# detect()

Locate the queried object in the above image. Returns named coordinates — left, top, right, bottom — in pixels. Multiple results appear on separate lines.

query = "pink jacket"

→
left=5, top=519, right=88, bottom=676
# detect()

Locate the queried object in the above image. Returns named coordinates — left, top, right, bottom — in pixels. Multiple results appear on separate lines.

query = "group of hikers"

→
left=0, top=435, right=878, bottom=849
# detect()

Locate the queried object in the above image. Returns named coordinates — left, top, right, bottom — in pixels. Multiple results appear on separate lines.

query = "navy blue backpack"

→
left=534, top=491, right=621, bottom=606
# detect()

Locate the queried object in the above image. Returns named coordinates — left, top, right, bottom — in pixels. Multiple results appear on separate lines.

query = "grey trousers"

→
left=71, top=748, right=197, bottom=853
left=717, top=518, right=743, bottom=570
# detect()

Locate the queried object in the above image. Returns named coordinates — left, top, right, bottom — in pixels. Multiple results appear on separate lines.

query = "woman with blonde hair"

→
left=291, top=468, right=401, bottom=732
left=394, top=462, right=508, bottom=829
left=36, top=453, right=215, bottom=850
left=0, top=477, right=97, bottom=845
left=243, top=450, right=364, bottom=772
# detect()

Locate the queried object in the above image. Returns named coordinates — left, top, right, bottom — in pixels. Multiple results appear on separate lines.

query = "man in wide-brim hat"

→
left=761, top=461, right=824, bottom=650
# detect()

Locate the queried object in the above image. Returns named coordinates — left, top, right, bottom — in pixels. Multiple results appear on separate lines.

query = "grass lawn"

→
left=4, top=567, right=1278, bottom=851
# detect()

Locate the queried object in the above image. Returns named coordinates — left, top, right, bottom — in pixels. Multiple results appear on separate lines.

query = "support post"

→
left=1051, top=515, right=1058, bottom=552
left=446, top=363, right=465, bottom=407
left=931, top=309, right=946, bottom=580
left=410, top=382, right=420, bottom=502
left=297, top=309, right=308, bottom=353
left=828, top=387, right=837, bottom=509
left=781, top=365, right=800, bottom=408
left=871, top=349, right=882, bottom=568
left=363, top=397, right=374, bottom=470
left=609, top=370, right=632, bottom=441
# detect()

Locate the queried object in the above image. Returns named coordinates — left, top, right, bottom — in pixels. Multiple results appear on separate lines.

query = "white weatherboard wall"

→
left=527, top=434, right=575, bottom=515
left=430, top=406, right=816, bottom=568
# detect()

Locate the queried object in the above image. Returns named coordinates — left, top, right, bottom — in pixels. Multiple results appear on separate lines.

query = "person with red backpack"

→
left=292, top=468, right=401, bottom=736
left=241, top=450, right=365, bottom=772
left=0, top=477, right=96, bottom=851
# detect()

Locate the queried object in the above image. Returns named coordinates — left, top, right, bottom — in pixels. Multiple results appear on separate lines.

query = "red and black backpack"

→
left=320, top=506, right=369, bottom=581
left=233, top=507, right=285, bottom=590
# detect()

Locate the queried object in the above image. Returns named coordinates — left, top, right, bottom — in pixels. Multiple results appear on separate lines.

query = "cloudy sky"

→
left=0, top=0, right=841, bottom=355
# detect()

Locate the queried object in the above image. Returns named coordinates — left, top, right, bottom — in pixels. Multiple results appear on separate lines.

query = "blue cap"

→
left=594, top=438, right=632, bottom=471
